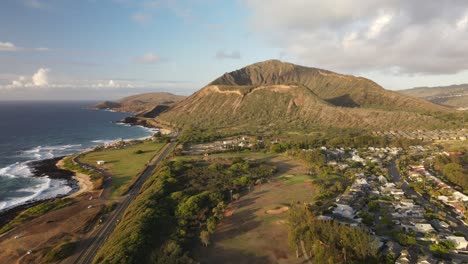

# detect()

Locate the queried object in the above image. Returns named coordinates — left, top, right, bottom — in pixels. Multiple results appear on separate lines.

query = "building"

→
left=446, top=236, right=468, bottom=250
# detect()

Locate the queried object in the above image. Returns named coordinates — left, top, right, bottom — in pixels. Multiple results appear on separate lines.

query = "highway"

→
left=71, top=139, right=178, bottom=264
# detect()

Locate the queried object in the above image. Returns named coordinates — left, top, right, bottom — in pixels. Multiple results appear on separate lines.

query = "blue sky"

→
left=2, top=0, right=468, bottom=100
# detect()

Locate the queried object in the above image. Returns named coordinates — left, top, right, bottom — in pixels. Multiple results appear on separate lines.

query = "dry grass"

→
left=194, top=156, right=316, bottom=264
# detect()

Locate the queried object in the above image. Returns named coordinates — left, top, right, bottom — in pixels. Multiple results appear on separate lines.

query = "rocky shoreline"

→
left=0, top=111, right=159, bottom=228
left=0, top=157, right=78, bottom=227
left=28, top=157, right=74, bottom=180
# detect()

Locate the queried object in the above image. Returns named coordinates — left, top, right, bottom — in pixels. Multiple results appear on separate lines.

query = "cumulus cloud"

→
left=244, top=0, right=468, bottom=74
left=135, top=52, right=161, bottom=64
left=0, top=42, right=18, bottom=52
left=32, top=68, right=50, bottom=86
left=5, top=68, right=51, bottom=88
left=215, top=50, right=241, bottom=60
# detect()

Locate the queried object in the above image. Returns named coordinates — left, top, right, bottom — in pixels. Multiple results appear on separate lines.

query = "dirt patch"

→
left=224, top=209, right=235, bottom=217
left=0, top=193, right=105, bottom=263
left=194, top=156, right=315, bottom=264
left=266, top=206, right=289, bottom=215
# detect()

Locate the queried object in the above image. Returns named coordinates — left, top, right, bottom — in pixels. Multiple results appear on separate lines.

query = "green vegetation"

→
left=43, top=241, right=78, bottom=263
left=392, top=231, right=417, bottom=246
left=287, top=205, right=379, bottom=263
left=312, top=173, right=349, bottom=203
left=93, top=158, right=276, bottom=264
left=430, top=240, right=456, bottom=255
left=178, top=127, right=224, bottom=144
left=433, top=153, right=468, bottom=191
left=61, top=155, right=105, bottom=189
left=79, top=140, right=165, bottom=196
left=0, top=199, right=73, bottom=234
left=272, top=131, right=423, bottom=150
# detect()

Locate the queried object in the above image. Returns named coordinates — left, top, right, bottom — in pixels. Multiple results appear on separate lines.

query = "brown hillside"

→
left=93, top=92, right=186, bottom=113
left=158, top=84, right=447, bottom=131
left=210, top=60, right=450, bottom=112
left=399, top=84, right=468, bottom=109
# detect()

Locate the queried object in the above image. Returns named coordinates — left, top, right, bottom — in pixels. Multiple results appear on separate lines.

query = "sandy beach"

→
left=56, top=158, right=93, bottom=198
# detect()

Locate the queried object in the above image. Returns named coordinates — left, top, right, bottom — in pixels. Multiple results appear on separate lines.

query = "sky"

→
left=1, top=0, right=468, bottom=100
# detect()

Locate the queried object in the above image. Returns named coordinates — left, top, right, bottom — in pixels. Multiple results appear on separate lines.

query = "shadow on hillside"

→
left=325, top=94, right=360, bottom=108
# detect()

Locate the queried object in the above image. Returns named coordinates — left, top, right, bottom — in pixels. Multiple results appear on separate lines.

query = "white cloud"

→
left=0, top=41, right=49, bottom=52
left=4, top=68, right=51, bottom=88
left=0, top=42, right=18, bottom=52
left=244, top=0, right=468, bottom=74
left=367, top=13, right=393, bottom=39
left=135, top=52, right=161, bottom=64
left=32, top=68, right=50, bottom=86
left=215, top=50, right=241, bottom=60
left=11, top=76, right=27, bottom=88
left=457, top=14, right=468, bottom=30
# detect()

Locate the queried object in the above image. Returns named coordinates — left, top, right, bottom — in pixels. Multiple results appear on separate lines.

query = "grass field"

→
left=79, top=141, right=165, bottom=197
left=195, top=156, right=317, bottom=264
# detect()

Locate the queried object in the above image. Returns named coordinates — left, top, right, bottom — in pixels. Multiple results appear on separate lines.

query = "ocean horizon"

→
left=0, top=101, right=155, bottom=212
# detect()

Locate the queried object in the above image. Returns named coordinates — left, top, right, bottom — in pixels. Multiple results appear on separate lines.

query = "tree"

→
left=270, top=144, right=286, bottom=153
left=134, top=149, right=144, bottom=154
left=200, top=230, right=210, bottom=247
left=232, top=193, right=240, bottom=200
left=443, top=163, right=467, bottom=190
left=207, top=217, right=217, bottom=233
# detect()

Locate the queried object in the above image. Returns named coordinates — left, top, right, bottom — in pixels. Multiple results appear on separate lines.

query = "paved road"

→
left=71, top=139, right=178, bottom=264
left=388, top=161, right=468, bottom=235
left=388, top=160, right=468, bottom=262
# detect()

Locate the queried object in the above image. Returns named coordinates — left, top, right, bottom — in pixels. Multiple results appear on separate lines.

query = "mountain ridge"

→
left=208, top=60, right=449, bottom=112
left=399, top=84, right=468, bottom=109
left=156, top=60, right=458, bottom=131
left=93, top=92, right=186, bottom=113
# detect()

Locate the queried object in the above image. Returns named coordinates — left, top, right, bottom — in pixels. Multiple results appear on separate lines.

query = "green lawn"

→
left=278, top=174, right=313, bottom=185
left=79, top=140, right=165, bottom=197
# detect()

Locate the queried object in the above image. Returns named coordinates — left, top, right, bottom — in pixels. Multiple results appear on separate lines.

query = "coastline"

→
left=56, top=158, right=93, bottom=198
left=0, top=157, right=76, bottom=225
left=0, top=109, right=165, bottom=220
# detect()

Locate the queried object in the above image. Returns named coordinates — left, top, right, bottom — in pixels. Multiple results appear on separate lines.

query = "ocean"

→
left=0, top=101, right=155, bottom=212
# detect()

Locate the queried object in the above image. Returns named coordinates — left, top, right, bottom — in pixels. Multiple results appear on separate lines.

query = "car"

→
left=26, top=250, right=32, bottom=255
left=87, top=205, right=93, bottom=209
left=14, top=234, right=22, bottom=239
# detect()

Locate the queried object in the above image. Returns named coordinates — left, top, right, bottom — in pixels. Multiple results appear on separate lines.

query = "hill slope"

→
left=209, top=60, right=449, bottom=112
left=93, top=92, right=186, bottom=113
left=399, top=84, right=468, bottom=109
left=159, top=84, right=445, bottom=130
left=157, top=60, right=455, bottom=131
